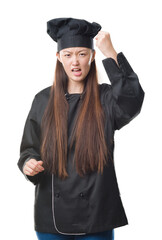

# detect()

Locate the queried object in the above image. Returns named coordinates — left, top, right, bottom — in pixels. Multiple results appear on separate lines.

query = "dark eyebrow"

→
left=62, top=49, right=88, bottom=54
left=62, top=51, right=72, bottom=53
left=78, top=49, right=88, bottom=53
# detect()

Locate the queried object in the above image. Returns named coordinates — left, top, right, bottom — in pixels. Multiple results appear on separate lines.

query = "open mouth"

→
left=71, top=68, right=81, bottom=72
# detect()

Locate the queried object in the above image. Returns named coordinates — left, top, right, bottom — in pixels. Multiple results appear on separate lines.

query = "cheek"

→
left=62, top=63, right=71, bottom=74
left=82, top=57, right=92, bottom=72
left=83, top=62, right=91, bottom=74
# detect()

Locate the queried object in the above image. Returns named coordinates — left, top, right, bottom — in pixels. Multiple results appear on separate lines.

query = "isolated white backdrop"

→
left=0, top=0, right=162, bottom=239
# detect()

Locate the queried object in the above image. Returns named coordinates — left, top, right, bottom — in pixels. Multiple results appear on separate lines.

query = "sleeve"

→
left=102, top=52, right=145, bottom=130
left=17, top=95, right=43, bottom=185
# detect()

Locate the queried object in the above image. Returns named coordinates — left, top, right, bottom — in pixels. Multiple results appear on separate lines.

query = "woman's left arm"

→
left=95, top=31, right=145, bottom=130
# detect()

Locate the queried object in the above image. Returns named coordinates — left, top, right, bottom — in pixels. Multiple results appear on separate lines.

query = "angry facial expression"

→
left=57, top=47, right=95, bottom=84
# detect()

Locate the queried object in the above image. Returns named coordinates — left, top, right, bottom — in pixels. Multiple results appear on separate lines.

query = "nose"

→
left=72, top=56, right=79, bottom=66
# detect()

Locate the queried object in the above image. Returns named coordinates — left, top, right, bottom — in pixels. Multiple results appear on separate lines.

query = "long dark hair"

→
left=40, top=58, right=110, bottom=179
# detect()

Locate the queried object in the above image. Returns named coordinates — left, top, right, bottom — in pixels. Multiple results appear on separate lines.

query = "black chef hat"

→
left=47, top=18, right=101, bottom=52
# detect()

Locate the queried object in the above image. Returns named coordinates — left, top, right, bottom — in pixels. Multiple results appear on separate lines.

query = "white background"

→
left=0, top=0, right=162, bottom=239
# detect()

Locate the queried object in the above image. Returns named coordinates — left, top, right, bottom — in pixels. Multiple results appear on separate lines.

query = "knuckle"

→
left=36, top=162, right=40, bottom=167
left=30, top=169, right=35, bottom=174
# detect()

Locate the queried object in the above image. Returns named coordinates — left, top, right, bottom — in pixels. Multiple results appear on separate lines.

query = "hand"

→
left=23, top=158, right=44, bottom=176
left=95, top=31, right=118, bottom=65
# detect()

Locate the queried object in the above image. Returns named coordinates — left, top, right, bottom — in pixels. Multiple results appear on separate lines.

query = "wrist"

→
left=105, top=48, right=117, bottom=58
left=105, top=50, right=118, bottom=66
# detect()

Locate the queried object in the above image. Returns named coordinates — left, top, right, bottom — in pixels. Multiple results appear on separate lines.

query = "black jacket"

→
left=17, top=52, right=145, bottom=235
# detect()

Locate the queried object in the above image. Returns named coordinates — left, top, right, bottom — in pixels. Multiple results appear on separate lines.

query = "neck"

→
left=67, top=80, right=84, bottom=94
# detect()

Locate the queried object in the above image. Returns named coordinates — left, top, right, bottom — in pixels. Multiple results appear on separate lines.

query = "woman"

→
left=18, top=18, right=145, bottom=240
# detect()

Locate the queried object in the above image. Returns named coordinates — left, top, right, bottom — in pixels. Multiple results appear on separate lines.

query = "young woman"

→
left=18, top=18, right=145, bottom=240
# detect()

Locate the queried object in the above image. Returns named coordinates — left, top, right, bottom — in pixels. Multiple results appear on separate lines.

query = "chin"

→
left=70, top=75, right=85, bottom=82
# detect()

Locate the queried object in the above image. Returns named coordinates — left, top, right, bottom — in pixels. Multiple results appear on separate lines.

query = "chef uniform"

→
left=18, top=18, right=145, bottom=239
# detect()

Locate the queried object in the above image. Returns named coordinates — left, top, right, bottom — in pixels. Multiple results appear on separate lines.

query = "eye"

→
left=79, top=52, right=86, bottom=56
left=65, top=54, right=71, bottom=57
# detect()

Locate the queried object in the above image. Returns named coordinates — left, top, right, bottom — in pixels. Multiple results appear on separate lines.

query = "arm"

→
left=96, top=31, right=145, bottom=130
left=17, top=96, right=44, bottom=185
left=103, top=52, right=144, bottom=129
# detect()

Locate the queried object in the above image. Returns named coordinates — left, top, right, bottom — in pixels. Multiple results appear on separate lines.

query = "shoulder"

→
left=35, top=86, right=52, bottom=100
left=99, top=83, right=111, bottom=91
left=30, top=86, right=52, bottom=114
left=98, top=83, right=111, bottom=96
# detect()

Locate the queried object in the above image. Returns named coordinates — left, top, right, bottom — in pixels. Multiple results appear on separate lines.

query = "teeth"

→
left=72, top=68, right=80, bottom=72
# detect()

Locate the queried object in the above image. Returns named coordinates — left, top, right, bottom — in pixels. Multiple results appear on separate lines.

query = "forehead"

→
left=61, top=47, right=91, bottom=53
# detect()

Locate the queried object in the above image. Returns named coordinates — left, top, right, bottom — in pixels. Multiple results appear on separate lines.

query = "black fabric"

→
left=47, top=18, right=101, bottom=51
left=17, top=52, right=145, bottom=234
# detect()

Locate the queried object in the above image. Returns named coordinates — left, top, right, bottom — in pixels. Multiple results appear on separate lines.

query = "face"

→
left=56, top=47, right=95, bottom=84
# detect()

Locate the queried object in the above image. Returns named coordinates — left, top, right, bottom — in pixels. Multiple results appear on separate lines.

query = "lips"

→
left=71, top=68, right=82, bottom=76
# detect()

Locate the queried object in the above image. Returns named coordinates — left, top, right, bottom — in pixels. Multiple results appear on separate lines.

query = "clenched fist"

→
left=95, top=31, right=118, bottom=65
left=23, top=158, right=44, bottom=176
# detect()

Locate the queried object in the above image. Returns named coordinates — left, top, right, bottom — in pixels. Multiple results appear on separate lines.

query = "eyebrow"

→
left=62, top=49, right=88, bottom=54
